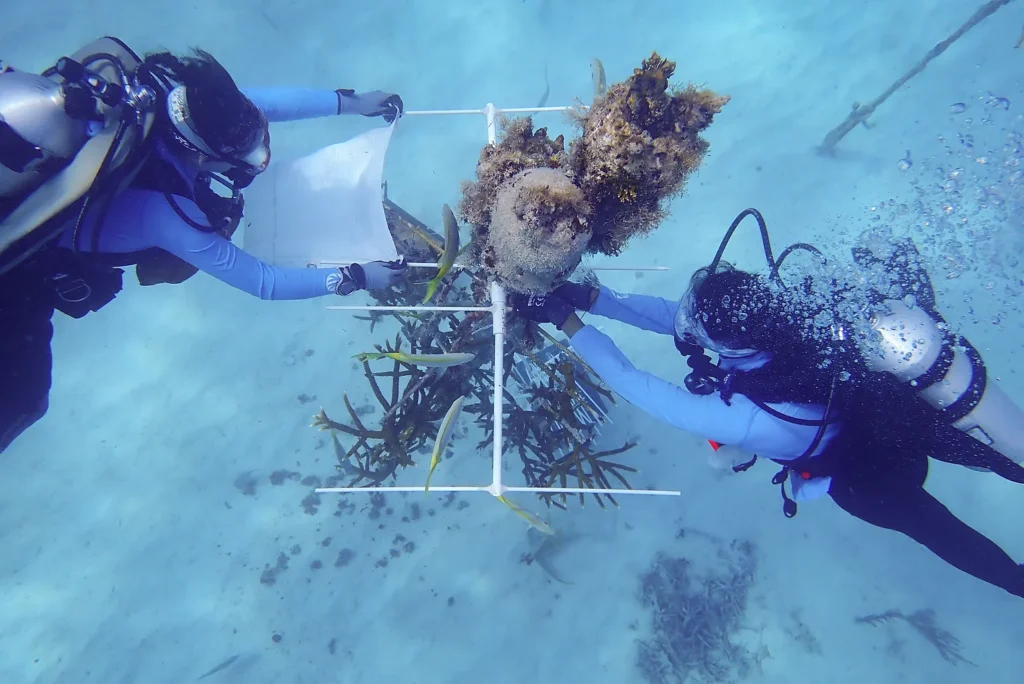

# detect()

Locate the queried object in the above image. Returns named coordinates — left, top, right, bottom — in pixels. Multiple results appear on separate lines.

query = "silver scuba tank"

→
left=0, top=68, right=90, bottom=200
left=863, top=298, right=1024, bottom=465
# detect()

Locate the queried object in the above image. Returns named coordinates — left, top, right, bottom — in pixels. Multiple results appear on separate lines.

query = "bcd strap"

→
left=940, top=336, right=987, bottom=424
left=674, top=335, right=727, bottom=397
left=42, top=247, right=123, bottom=318
left=771, top=466, right=798, bottom=518
left=732, top=454, right=757, bottom=472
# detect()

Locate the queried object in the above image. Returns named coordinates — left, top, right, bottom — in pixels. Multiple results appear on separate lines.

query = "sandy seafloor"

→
left=2, top=1, right=1024, bottom=682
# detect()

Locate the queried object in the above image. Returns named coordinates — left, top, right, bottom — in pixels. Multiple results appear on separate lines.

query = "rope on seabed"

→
left=817, top=0, right=1015, bottom=155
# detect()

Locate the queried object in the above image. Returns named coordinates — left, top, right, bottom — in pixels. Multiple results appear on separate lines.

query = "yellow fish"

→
left=353, top=351, right=475, bottom=368
left=422, top=204, right=460, bottom=304
left=425, top=395, right=467, bottom=492
left=591, top=58, right=607, bottom=98
left=497, top=495, right=555, bottom=536
left=329, top=429, right=360, bottom=478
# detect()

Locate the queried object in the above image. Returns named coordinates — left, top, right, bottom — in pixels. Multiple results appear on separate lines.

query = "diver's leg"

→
left=0, top=278, right=56, bottom=455
left=928, top=426, right=1024, bottom=483
left=829, top=478, right=1024, bottom=598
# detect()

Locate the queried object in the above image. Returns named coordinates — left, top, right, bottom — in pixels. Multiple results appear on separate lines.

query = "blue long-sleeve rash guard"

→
left=571, top=286, right=839, bottom=501
left=56, top=87, right=352, bottom=300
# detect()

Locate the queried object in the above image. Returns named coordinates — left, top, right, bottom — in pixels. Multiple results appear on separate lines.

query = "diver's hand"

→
left=328, top=258, right=407, bottom=295
left=552, top=282, right=597, bottom=311
left=335, top=89, right=404, bottom=123
left=360, top=258, right=407, bottom=290
left=509, top=292, right=573, bottom=329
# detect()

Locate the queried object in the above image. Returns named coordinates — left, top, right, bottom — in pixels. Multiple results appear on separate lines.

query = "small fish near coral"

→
left=421, top=204, right=461, bottom=304
left=353, top=350, right=476, bottom=368
left=330, top=429, right=360, bottom=478
left=424, top=395, right=467, bottom=492
left=536, top=63, right=550, bottom=108
left=591, top=57, right=607, bottom=98
left=497, top=494, right=555, bottom=535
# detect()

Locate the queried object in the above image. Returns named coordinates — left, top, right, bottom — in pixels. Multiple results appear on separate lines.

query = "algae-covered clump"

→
left=487, top=167, right=592, bottom=292
left=459, top=52, right=729, bottom=293
left=571, top=52, right=731, bottom=255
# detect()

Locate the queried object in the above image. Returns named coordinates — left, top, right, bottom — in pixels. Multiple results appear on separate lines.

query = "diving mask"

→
left=165, top=84, right=270, bottom=176
left=673, top=268, right=761, bottom=359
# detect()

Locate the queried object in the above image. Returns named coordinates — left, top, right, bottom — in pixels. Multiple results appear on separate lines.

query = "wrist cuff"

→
left=335, top=88, right=355, bottom=115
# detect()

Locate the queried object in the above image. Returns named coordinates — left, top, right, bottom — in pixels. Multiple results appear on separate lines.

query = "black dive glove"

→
left=335, top=89, right=404, bottom=123
left=328, top=258, right=407, bottom=295
left=552, top=282, right=597, bottom=311
left=510, top=292, right=574, bottom=329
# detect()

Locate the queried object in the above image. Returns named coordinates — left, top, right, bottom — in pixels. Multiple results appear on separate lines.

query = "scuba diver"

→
left=511, top=208, right=1024, bottom=600
left=0, top=37, right=409, bottom=453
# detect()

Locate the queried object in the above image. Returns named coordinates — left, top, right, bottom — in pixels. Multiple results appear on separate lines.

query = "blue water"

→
left=2, top=0, right=1024, bottom=682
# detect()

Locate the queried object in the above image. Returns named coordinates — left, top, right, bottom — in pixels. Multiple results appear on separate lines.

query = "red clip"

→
left=708, top=440, right=721, bottom=451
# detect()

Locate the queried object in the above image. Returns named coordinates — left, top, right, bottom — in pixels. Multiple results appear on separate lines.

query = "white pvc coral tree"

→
left=314, top=104, right=681, bottom=505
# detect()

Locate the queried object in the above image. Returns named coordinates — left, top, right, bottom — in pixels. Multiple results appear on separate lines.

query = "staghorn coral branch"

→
left=535, top=325, right=605, bottom=387
left=521, top=348, right=601, bottom=420
left=380, top=370, right=438, bottom=424
left=313, top=195, right=639, bottom=512
left=360, top=360, right=392, bottom=412
left=854, top=608, right=976, bottom=667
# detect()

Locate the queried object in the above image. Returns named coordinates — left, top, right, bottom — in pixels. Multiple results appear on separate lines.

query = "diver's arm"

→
left=243, top=88, right=401, bottom=122
left=564, top=320, right=824, bottom=456
left=566, top=322, right=752, bottom=444
left=588, top=286, right=677, bottom=335
left=143, top=193, right=340, bottom=300
left=242, top=88, right=340, bottom=122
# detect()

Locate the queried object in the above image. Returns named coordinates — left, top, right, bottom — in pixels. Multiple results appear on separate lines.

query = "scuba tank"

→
left=860, top=286, right=1024, bottom=466
left=0, top=37, right=157, bottom=276
left=848, top=235, right=1024, bottom=465
left=0, top=68, right=92, bottom=202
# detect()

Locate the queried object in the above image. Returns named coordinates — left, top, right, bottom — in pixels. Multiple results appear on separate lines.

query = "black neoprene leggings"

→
left=0, top=265, right=55, bottom=454
left=828, top=459, right=1024, bottom=599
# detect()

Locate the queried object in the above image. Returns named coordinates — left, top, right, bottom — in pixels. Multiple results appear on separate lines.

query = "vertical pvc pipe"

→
left=484, top=103, right=498, bottom=145
left=490, top=281, right=506, bottom=495
left=485, top=106, right=503, bottom=495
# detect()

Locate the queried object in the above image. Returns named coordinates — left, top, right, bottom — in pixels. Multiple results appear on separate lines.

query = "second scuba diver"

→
left=512, top=209, right=1024, bottom=600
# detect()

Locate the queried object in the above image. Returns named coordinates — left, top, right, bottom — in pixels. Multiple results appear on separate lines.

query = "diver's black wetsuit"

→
left=0, top=259, right=56, bottom=453
left=822, top=374, right=1024, bottom=598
